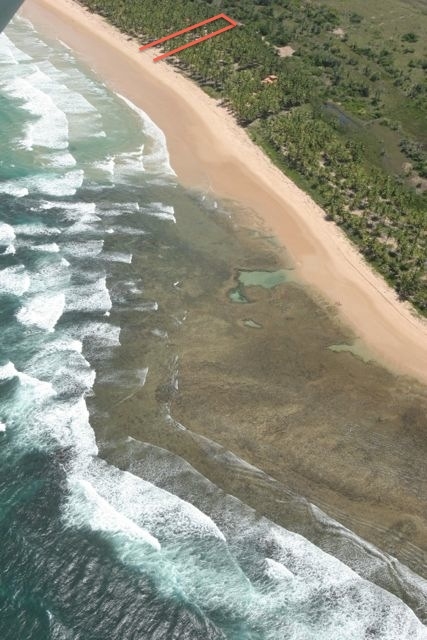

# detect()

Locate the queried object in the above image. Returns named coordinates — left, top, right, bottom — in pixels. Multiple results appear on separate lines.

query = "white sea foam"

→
left=62, top=452, right=234, bottom=604
left=17, top=371, right=56, bottom=397
left=55, top=360, right=95, bottom=398
left=65, top=478, right=161, bottom=553
left=0, top=350, right=95, bottom=455
left=91, top=130, right=107, bottom=138
left=264, top=557, right=295, bottom=581
left=116, top=94, right=176, bottom=176
left=64, top=397, right=98, bottom=458
left=17, top=292, right=65, bottom=332
left=48, top=612, right=74, bottom=640
left=113, top=146, right=145, bottom=177
left=27, top=342, right=95, bottom=397
left=143, top=202, right=176, bottom=223
left=64, top=219, right=101, bottom=236
left=13, top=14, right=37, bottom=32
left=0, top=183, right=29, bottom=198
left=244, top=523, right=427, bottom=640
left=0, top=361, right=19, bottom=380
left=65, top=276, right=111, bottom=314
left=0, top=224, right=17, bottom=255
left=29, top=243, right=60, bottom=253
left=30, top=62, right=97, bottom=115
left=44, top=338, right=83, bottom=355
left=134, top=301, right=159, bottom=312
left=0, top=34, right=32, bottom=65
left=3, top=74, right=69, bottom=150
left=45, top=150, right=77, bottom=169
left=96, top=202, right=140, bottom=219
left=308, top=502, right=427, bottom=607
left=0, top=360, right=55, bottom=397
left=78, top=321, right=121, bottom=349
left=137, top=368, right=149, bottom=386
left=62, top=240, right=104, bottom=259
left=1, top=244, right=15, bottom=255
left=49, top=63, right=105, bottom=99
left=0, top=223, right=15, bottom=245
left=0, top=265, right=30, bottom=296
left=2, top=171, right=84, bottom=199
left=102, top=252, right=133, bottom=264
left=11, top=394, right=97, bottom=458
left=63, top=458, right=251, bottom=609
left=44, top=69, right=94, bottom=108
left=39, top=201, right=97, bottom=221
left=24, top=261, right=70, bottom=297
left=92, top=157, right=115, bottom=177
left=29, top=170, right=84, bottom=197
left=123, top=280, right=143, bottom=295
left=113, top=225, right=146, bottom=237
left=62, top=206, right=101, bottom=235
left=0, top=422, right=6, bottom=433
left=83, top=460, right=226, bottom=544
left=266, top=525, right=355, bottom=586
left=0, top=35, right=18, bottom=65
left=15, top=224, right=60, bottom=237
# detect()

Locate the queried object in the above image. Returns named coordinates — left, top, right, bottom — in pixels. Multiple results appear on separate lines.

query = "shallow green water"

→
left=238, top=269, right=293, bottom=289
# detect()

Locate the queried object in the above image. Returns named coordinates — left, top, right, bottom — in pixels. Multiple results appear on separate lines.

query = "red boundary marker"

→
left=139, top=13, right=237, bottom=62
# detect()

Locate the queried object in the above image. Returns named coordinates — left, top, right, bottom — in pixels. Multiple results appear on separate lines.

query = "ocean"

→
left=0, top=16, right=426, bottom=639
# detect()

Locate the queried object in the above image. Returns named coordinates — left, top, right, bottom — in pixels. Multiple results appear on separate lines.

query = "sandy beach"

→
left=20, top=0, right=427, bottom=384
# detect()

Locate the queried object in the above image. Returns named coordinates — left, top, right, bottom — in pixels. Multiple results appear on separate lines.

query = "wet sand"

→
left=21, top=0, right=427, bottom=384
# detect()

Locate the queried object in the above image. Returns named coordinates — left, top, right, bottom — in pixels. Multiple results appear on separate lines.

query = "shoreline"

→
left=20, top=0, right=427, bottom=384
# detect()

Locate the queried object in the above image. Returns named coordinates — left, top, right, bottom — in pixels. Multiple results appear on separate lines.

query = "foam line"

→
left=3, top=74, right=69, bottom=150
left=116, top=93, right=176, bottom=176
left=16, top=292, right=65, bottom=332
left=0, top=265, right=30, bottom=296
left=65, top=478, right=161, bottom=552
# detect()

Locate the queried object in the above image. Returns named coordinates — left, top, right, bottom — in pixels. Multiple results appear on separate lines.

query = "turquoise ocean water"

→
left=0, top=16, right=426, bottom=639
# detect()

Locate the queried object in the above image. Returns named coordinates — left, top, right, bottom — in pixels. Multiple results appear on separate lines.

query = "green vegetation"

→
left=79, top=0, right=427, bottom=313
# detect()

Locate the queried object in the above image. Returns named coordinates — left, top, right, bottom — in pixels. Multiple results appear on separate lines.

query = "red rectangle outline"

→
left=139, top=13, right=237, bottom=62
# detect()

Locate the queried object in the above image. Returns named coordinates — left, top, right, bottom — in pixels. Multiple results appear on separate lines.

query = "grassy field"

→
left=290, top=0, right=427, bottom=162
